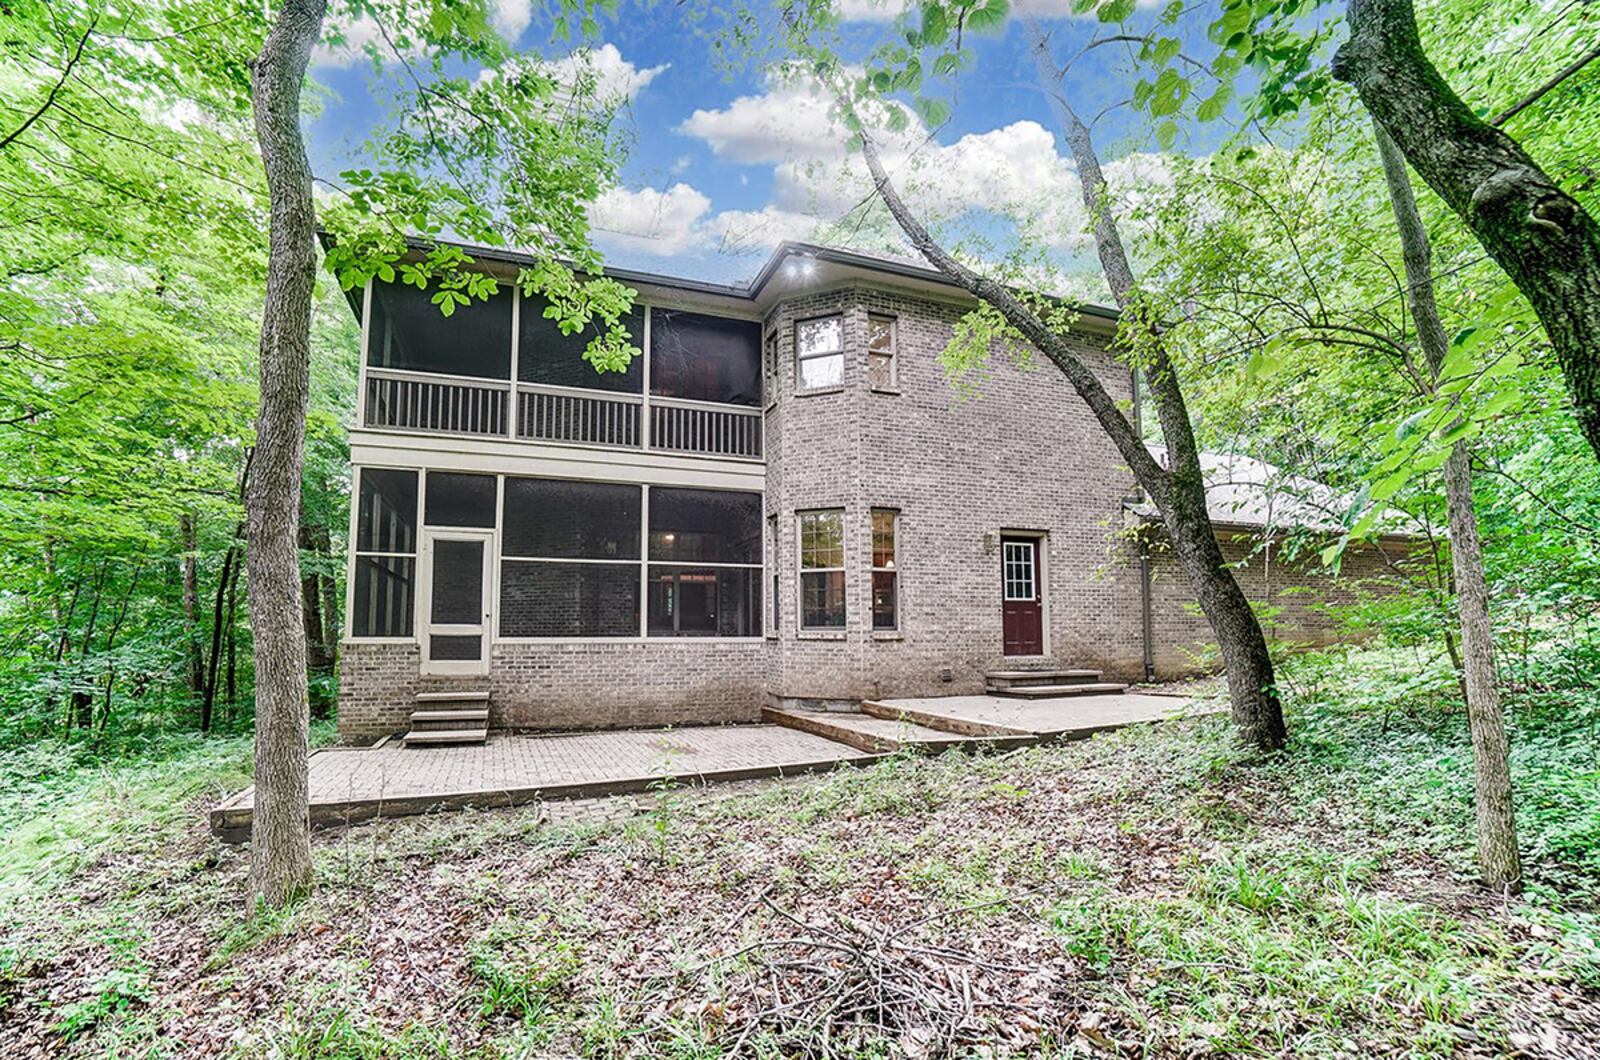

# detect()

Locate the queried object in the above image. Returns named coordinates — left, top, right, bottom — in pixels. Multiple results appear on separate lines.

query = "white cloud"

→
left=588, top=183, right=822, bottom=257
left=491, top=0, right=533, bottom=42
left=542, top=43, right=668, bottom=104
left=836, top=0, right=1161, bottom=20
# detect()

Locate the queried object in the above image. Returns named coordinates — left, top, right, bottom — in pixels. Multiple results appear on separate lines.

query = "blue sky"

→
left=306, top=0, right=1228, bottom=287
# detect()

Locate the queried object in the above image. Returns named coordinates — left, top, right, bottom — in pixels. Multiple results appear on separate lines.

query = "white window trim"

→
left=795, top=314, right=845, bottom=393
left=796, top=508, right=846, bottom=631
left=867, top=313, right=898, bottom=392
left=870, top=508, right=899, bottom=632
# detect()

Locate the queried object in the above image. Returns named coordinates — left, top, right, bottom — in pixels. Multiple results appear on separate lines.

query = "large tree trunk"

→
left=1334, top=0, right=1600, bottom=464
left=246, top=0, right=327, bottom=907
left=1374, top=122, right=1522, bottom=892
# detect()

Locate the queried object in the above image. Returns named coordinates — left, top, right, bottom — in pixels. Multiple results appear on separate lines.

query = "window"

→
left=367, top=278, right=512, bottom=380
left=871, top=509, right=898, bottom=630
left=649, top=309, right=762, bottom=406
left=519, top=296, right=643, bottom=393
left=796, top=315, right=844, bottom=391
left=1003, top=540, right=1036, bottom=600
left=867, top=314, right=896, bottom=390
left=798, top=510, right=845, bottom=629
left=352, top=468, right=418, bottom=637
left=767, top=513, right=780, bottom=635
left=500, top=478, right=641, bottom=637
left=648, top=488, right=762, bottom=637
left=424, top=472, right=496, bottom=527
left=763, top=330, right=779, bottom=404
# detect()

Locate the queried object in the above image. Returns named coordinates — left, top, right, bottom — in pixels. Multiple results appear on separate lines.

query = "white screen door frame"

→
left=418, top=527, right=495, bottom=676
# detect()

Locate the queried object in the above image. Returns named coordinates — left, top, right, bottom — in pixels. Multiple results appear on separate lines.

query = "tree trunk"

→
left=201, top=545, right=236, bottom=733
left=246, top=0, right=327, bottom=907
left=1334, top=0, right=1600, bottom=464
left=180, top=512, right=204, bottom=697
left=226, top=560, right=240, bottom=709
left=1374, top=122, right=1522, bottom=892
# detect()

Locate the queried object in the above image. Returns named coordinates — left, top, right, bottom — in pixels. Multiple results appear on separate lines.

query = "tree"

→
left=770, top=3, right=1288, bottom=749
left=1373, top=122, right=1520, bottom=891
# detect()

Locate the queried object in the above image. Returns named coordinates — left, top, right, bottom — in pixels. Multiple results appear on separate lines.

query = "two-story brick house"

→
left=335, top=240, right=1404, bottom=742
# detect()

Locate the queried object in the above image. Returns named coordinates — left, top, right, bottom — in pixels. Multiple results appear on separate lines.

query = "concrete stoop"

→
left=403, top=689, right=490, bottom=746
left=982, top=667, right=1128, bottom=698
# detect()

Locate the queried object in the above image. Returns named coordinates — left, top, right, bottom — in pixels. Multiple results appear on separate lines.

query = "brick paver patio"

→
left=210, top=724, right=877, bottom=840
left=863, top=691, right=1221, bottom=740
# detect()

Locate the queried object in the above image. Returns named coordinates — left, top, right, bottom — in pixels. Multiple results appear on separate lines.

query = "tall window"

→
left=867, top=315, right=897, bottom=390
left=871, top=509, right=898, bottom=630
left=499, top=478, right=642, bottom=638
left=798, top=510, right=845, bottom=629
left=648, top=488, right=762, bottom=636
left=796, top=315, right=844, bottom=391
left=352, top=468, right=418, bottom=637
left=767, top=513, right=780, bottom=634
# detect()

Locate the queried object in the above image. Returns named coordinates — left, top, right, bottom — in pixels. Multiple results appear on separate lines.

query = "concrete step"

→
left=986, top=682, right=1128, bottom=698
left=409, top=708, right=490, bottom=724
left=763, top=706, right=1020, bottom=753
left=859, top=699, right=1035, bottom=739
left=402, top=727, right=488, bottom=746
left=415, top=689, right=490, bottom=703
left=983, top=669, right=1102, bottom=689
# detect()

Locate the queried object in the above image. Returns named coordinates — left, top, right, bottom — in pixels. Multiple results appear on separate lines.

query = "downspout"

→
left=1139, top=539, right=1156, bottom=682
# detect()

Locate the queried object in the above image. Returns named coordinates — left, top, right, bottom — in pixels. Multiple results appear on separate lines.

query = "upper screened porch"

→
left=356, top=276, right=766, bottom=463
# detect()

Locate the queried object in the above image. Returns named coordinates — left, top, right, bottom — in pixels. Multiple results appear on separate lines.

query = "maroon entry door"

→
left=1001, top=536, right=1043, bottom=656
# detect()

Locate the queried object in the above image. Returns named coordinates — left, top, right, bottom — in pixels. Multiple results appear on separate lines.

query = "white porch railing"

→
left=650, top=397, right=763, bottom=460
left=364, top=370, right=509, bottom=437
left=517, top=384, right=643, bottom=448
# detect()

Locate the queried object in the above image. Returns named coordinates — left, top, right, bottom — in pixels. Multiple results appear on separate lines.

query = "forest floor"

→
left=2, top=653, right=1599, bottom=1058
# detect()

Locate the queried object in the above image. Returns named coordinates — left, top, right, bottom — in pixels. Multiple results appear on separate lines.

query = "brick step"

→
left=859, top=699, right=1034, bottom=739
left=402, top=727, right=488, bottom=746
left=763, top=706, right=1024, bottom=753
left=414, top=689, right=490, bottom=703
left=983, top=669, right=1102, bottom=689
left=985, top=682, right=1128, bottom=698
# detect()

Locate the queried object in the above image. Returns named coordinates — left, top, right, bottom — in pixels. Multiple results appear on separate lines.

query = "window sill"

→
left=871, top=630, right=904, bottom=641
left=870, top=387, right=901, bottom=396
left=795, top=386, right=845, bottom=398
left=797, top=630, right=847, bottom=640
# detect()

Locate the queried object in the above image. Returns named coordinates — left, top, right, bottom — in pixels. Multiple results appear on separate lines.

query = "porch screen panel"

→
left=424, top=472, right=496, bottom=528
left=649, top=309, right=762, bottom=407
left=499, top=477, right=642, bottom=637
left=647, top=488, right=762, bottom=637
left=368, top=279, right=511, bottom=380
left=519, top=299, right=644, bottom=393
left=352, top=468, right=418, bottom=637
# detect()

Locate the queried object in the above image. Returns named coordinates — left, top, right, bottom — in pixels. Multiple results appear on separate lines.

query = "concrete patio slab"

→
left=209, top=724, right=878, bottom=842
left=861, top=692, right=1221, bottom=741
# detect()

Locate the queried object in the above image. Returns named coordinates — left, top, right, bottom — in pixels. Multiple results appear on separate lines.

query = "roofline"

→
left=316, top=231, right=1121, bottom=321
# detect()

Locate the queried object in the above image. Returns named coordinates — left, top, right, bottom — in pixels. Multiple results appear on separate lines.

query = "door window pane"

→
left=352, top=555, right=414, bottom=637
left=430, top=539, right=484, bottom=624
left=1003, top=541, right=1036, bottom=600
left=503, top=478, right=641, bottom=559
left=368, top=278, right=512, bottom=380
left=649, top=308, right=762, bottom=406
left=425, top=472, right=496, bottom=527
left=499, top=561, right=640, bottom=637
left=648, top=566, right=760, bottom=637
left=649, top=488, right=762, bottom=563
left=519, top=298, right=643, bottom=392
left=356, top=469, right=417, bottom=553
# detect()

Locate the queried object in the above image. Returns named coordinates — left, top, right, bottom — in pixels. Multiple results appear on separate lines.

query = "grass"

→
left=0, top=648, right=1596, bottom=1056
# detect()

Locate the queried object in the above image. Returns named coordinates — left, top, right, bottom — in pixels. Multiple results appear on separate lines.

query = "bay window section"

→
left=647, top=487, right=763, bottom=637
left=796, top=315, right=843, bottom=391
left=352, top=468, right=418, bottom=638
left=871, top=509, right=898, bottom=630
left=799, top=510, right=845, bottom=629
left=499, top=478, right=641, bottom=638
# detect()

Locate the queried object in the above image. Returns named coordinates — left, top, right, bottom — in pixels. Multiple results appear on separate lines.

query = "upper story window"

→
left=867, top=314, right=897, bottom=390
left=367, top=279, right=511, bottom=380
left=650, top=308, right=762, bottom=407
left=520, top=298, right=643, bottom=393
left=796, top=315, right=844, bottom=391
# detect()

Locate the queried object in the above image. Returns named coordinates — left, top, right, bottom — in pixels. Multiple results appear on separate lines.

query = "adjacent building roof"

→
left=1128, top=447, right=1427, bottom=540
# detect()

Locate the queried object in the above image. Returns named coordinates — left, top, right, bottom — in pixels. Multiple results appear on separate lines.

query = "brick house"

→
left=336, top=240, right=1409, bottom=742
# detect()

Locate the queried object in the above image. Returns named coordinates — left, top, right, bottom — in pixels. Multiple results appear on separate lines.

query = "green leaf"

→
left=1155, top=120, right=1178, bottom=149
left=1099, top=0, right=1137, bottom=22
